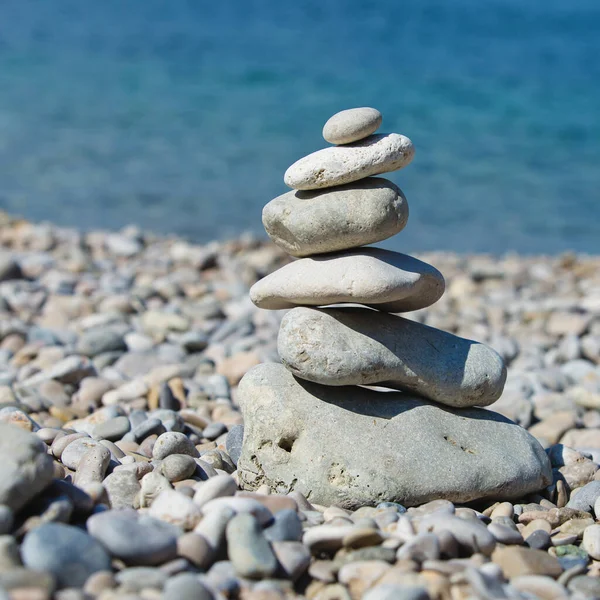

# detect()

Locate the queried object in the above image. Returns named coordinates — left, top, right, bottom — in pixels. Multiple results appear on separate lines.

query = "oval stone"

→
left=236, top=363, right=552, bottom=509
left=262, top=178, right=408, bottom=257
left=278, top=307, right=507, bottom=408
left=322, top=107, right=382, bottom=145
left=284, top=133, right=414, bottom=190
left=250, top=248, right=444, bottom=313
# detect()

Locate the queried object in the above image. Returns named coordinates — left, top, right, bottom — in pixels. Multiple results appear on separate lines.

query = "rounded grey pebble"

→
left=163, top=573, right=215, bottom=600
left=87, top=509, right=180, bottom=566
left=159, top=454, right=198, bottom=482
left=91, top=416, right=131, bottom=441
left=526, top=529, right=552, bottom=550
left=225, top=424, right=243, bottom=466
left=203, top=422, right=227, bottom=441
left=21, top=522, right=111, bottom=588
left=566, top=480, right=600, bottom=512
left=131, top=417, right=166, bottom=443
left=152, top=431, right=198, bottom=460
left=225, top=513, right=278, bottom=579
left=264, top=509, right=304, bottom=543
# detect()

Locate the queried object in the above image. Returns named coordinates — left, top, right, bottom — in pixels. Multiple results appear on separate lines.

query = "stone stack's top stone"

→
left=284, top=133, right=414, bottom=190
left=322, top=107, right=382, bottom=145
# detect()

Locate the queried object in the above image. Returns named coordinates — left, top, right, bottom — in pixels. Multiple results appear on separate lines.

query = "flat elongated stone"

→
left=250, top=249, right=444, bottom=313
left=284, top=133, right=414, bottom=190
left=323, top=108, right=383, bottom=145
left=262, top=178, right=408, bottom=257
left=278, top=307, right=506, bottom=407
left=236, top=364, right=552, bottom=509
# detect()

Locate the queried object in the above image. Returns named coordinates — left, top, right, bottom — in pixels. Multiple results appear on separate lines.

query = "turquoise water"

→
left=0, top=0, right=598, bottom=253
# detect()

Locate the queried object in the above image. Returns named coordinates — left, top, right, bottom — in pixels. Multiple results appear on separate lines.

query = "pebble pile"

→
left=240, top=108, right=552, bottom=510
left=0, top=138, right=598, bottom=598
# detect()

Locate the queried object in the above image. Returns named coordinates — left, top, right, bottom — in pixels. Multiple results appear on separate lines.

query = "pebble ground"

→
left=0, top=211, right=599, bottom=599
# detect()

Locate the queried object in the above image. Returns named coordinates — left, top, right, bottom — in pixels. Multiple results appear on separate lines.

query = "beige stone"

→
left=322, top=107, right=382, bottom=144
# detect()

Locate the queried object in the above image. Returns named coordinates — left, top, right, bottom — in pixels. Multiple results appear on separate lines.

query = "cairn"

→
left=237, top=108, right=551, bottom=509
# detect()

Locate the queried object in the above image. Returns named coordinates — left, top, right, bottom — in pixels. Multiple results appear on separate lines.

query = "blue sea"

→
left=0, top=0, right=598, bottom=254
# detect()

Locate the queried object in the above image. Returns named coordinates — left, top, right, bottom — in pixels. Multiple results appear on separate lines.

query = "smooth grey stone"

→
left=61, top=437, right=103, bottom=470
left=163, top=573, right=214, bottom=600
left=272, top=541, right=310, bottom=581
left=153, top=431, right=199, bottom=460
left=226, top=513, right=278, bottom=579
left=323, top=107, right=382, bottom=144
left=87, top=509, right=179, bottom=566
left=131, top=417, right=166, bottom=442
left=159, top=454, right=198, bottom=482
left=179, top=331, right=209, bottom=353
left=525, top=529, right=552, bottom=550
left=488, top=522, right=524, bottom=545
left=103, top=471, right=140, bottom=509
left=568, top=574, right=600, bottom=597
left=76, top=326, right=127, bottom=357
left=264, top=509, right=303, bottom=543
left=251, top=248, right=444, bottom=313
left=420, top=514, right=496, bottom=556
left=203, top=422, right=227, bottom=441
left=151, top=409, right=186, bottom=433
left=225, top=425, right=243, bottom=466
left=363, top=584, right=430, bottom=600
left=21, top=523, right=111, bottom=588
left=262, top=178, right=407, bottom=257
left=0, top=422, right=54, bottom=511
left=193, top=474, right=238, bottom=507
left=91, top=416, right=131, bottom=441
left=566, top=480, right=600, bottom=512
left=205, top=561, right=240, bottom=597
left=284, top=133, right=414, bottom=190
left=278, top=307, right=506, bottom=408
left=0, top=506, right=13, bottom=535
left=237, top=363, right=551, bottom=509
left=115, top=567, right=167, bottom=591
left=194, top=507, right=234, bottom=562
left=396, top=533, right=440, bottom=562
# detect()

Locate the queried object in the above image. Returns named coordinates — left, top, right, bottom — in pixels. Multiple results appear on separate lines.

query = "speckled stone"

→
left=284, top=133, right=414, bottom=190
left=237, top=363, right=552, bottom=509
left=278, top=307, right=506, bottom=408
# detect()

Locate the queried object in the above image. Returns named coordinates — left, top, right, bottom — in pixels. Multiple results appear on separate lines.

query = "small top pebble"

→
left=322, top=107, right=382, bottom=145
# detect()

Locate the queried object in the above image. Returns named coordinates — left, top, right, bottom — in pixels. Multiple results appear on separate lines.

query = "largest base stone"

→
left=237, top=363, right=551, bottom=509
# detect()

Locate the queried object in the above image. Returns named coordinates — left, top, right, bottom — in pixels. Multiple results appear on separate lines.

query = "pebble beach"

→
left=0, top=211, right=599, bottom=599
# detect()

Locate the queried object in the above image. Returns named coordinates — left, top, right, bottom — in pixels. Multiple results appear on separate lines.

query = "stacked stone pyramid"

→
left=237, top=108, right=551, bottom=509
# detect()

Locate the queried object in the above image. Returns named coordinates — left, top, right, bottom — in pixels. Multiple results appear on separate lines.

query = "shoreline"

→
left=0, top=211, right=599, bottom=597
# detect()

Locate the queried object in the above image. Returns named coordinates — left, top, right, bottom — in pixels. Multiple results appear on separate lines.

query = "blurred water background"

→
left=0, top=0, right=598, bottom=254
